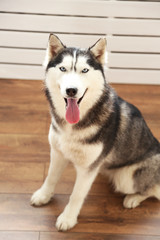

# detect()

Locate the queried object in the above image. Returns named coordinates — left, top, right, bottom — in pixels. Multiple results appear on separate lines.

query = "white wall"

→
left=0, top=0, right=160, bottom=84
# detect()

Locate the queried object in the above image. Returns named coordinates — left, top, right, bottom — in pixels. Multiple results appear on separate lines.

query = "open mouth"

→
left=64, top=88, right=88, bottom=124
left=64, top=88, right=88, bottom=107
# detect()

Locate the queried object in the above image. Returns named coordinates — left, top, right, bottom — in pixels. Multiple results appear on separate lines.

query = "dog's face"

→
left=44, top=34, right=107, bottom=124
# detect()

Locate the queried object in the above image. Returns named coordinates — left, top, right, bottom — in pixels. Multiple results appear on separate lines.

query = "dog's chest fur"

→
left=53, top=124, right=103, bottom=168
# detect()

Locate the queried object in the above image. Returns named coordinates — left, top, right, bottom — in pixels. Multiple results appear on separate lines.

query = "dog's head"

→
left=44, top=34, right=107, bottom=124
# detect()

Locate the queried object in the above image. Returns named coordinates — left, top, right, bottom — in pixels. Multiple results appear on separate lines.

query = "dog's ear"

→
left=43, top=34, right=65, bottom=68
left=89, top=38, right=107, bottom=65
left=49, top=34, right=65, bottom=58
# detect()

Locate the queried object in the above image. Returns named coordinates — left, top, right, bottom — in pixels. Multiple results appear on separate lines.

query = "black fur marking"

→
left=133, top=162, right=160, bottom=194
left=108, top=142, right=160, bottom=170
left=107, top=98, right=160, bottom=170
left=84, top=110, right=117, bottom=144
left=134, top=167, right=146, bottom=178
left=89, top=99, right=121, bottom=170
left=46, top=48, right=76, bottom=71
left=44, top=87, right=65, bottom=126
left=52, top=122, right=59, bottom=133
left=87, top=54, right=105, bottom=78
left=74, top=86, right=111, bottom=130
left=46, top=47, right=105, bottom=80
left=75, top=49, right=105, bottom=77
left=90, top=95, right=160, bottom=171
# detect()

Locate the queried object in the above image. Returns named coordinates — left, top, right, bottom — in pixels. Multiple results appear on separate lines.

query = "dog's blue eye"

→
left=82, top=68, right=89, bottom=73
left=59, top=67, right=66, bottom=72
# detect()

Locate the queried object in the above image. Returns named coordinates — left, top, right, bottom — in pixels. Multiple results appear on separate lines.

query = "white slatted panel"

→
left=0, top=64, right=44, bottom=80
left=108, top=69, right=160, bottom=85
left=0, top=31, right=160, bottom=53
left=1, top=48, right=160, bottom=70
left=0, top=0, right=160, bottom=84
left=108, top=53, right=160, bottom=69
left=0, top=48, right=45, bottom=65
left=1, top=14, right=160, bottom=36
left=1, top=0, right=160, bottom=18
left=107, top=36, right=160, bottom=53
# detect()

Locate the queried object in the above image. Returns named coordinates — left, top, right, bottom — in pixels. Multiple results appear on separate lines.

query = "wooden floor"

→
left=0, top=79, right=160, bottom=240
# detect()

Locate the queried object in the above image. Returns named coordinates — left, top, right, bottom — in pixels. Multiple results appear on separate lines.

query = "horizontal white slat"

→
left=0, top=64, right=45, bottom=80
left=1, top=31, right=160, bottom=54
left=0, top=64, right=160, bottom=85
left=1, top=0, right=160, bottom=18
left=0, top=31, right=103, bottom=49
left=0, top=48, right=45, bottom=65
left=1, top=14, right=160, bottom=36
left=108, top=53, right=160, bottom=69
left=0, top=31, right=48, bottom=49
left=107, top=36, right=160, bottom=53
left=107, top=69, right=160, bottom=85
left=1, top=48, right=160, bottom=70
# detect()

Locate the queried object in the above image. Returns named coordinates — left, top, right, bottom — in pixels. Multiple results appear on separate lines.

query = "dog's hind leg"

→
left=123, top=185, right=160, bottom=209
left=123, top=193, right=148, bottom=208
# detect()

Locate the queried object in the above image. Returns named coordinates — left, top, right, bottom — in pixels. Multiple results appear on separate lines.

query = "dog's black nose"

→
left=66, top=88, right=78, bottom=97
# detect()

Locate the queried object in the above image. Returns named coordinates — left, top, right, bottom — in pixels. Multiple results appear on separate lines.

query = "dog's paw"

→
left=30, top=188, right=52, bottom=206
left=123, top=194, right=141, bottom=209
left=56, top=212, right=77, bottom=231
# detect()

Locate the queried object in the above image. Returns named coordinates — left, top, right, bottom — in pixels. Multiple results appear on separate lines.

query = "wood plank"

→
left=112, top=84, right=160, bottom=102
left=1, top=0, right=160, bottom=18
left=1, top=193, right=160, bottom=235
left=108, top=53, right=160, bottom=69
left=0, top=194, right=57, bottom=231
left=0, top=162, right=44, bottom=193
left=0, top=134, right=50, bottom=162
left=0, top=103, right=48, bottom=134
left=0, top=78, right=49, bottom=134
left=1, top=13, right=160, bottom=36
left=107, top=69, right=160, bottom=85
left=112, top=84, right=160, bottom=112
left=0, top=231, right=39, bottom=240
left=0, top=162, right=44, bottom=182
left=40, top=232, right=160, bottom=240
left=0, top=79, right=49, bottom=134
left=0, top=99, right=47, bottom=112
left=0, top=79, right=50, bottom=161
left=0, top=79, right=46, bottom=104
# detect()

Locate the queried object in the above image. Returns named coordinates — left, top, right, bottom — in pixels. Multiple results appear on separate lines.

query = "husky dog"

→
left=31, top=34, right=160, bottom=231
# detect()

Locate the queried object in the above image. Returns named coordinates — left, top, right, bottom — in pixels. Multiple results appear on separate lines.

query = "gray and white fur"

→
left=31, top=34, right=160, bottom=231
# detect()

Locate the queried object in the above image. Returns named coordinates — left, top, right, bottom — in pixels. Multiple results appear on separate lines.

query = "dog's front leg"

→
left=31, top=147, right=68, bottom=206
left=56, top=166, right=99, bottom=231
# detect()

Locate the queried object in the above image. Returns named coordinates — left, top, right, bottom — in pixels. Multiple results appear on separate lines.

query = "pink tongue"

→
left=65, top=98, right=80, bottom=124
